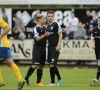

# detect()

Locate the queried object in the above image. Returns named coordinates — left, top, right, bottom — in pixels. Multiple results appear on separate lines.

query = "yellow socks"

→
left=0, top=64, right=23, bottom=83
left=0, top=69, right=3, bottom=83
left=11, top=64, right=23, bottom=82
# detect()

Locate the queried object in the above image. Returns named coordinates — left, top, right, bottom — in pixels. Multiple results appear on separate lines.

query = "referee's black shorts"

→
left=32, top=46, right=46, bottom=66
left=95, top=49, right=100, bottom=60
left=48, top=49, right=60, bottom=65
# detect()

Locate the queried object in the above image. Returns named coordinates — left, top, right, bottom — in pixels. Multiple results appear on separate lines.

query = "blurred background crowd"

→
left=1, top=9, right=97, bottom=41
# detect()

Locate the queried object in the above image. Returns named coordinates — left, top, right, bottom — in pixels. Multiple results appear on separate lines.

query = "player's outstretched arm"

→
left=36, top=32, right=50, bottom=41
left=1, top=25, right=11, bottom=38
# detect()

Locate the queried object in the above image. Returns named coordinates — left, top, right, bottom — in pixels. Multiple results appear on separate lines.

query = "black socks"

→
left=50, top=67, right=55, bottom=83
left=55, top=67, right=61, bottom=80
left=50, top=66, right=61, bottom=83
left=25, top=66, right=43, bottom=84
left=25, top=66, right=35, bottom=80
left=25, top=65, right=61, bottom=84
left=96, top=66, right=100, bottom=80
left=37, top=69, right=43, bottom=84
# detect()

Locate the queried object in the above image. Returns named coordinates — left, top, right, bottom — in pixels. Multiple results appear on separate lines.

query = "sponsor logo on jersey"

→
left=51, top=26, right=53, bottom=30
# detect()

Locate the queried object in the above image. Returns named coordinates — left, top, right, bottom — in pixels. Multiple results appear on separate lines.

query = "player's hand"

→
left=56, top=45, right=61, bottom=51
left=90, top=20, right=93, bottom=24
left=44, top=32, right=50, bottom=37
left=92, top=44, right=95, bottom=49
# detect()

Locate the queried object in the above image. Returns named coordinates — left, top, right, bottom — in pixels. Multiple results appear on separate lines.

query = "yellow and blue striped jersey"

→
left=0, top=18, right=10, bottom=48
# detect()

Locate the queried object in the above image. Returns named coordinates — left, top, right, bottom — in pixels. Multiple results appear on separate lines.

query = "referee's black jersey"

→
left=34, top=25, right=47, bottom=48
left=47, top=21, right=62, bottom=49
left=91, top=26, right=100, bottom=50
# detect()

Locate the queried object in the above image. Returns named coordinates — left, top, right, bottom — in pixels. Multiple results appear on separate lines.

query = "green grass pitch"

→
left=0, top=66, right=100, bottom=90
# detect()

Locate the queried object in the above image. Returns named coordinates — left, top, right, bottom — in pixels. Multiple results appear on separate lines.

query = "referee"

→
left=91, top=16, right=100, bottom=83
left=47, top=11, right=63, bottom=86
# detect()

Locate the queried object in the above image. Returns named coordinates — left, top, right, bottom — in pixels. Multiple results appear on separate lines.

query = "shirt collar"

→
left=49, top=21, right=54, bottom=25
left=37, top=25, right=43, bottom=28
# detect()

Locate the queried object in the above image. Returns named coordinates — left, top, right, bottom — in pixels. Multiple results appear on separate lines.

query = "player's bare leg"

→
left=5, top=58, right=25, bottom=90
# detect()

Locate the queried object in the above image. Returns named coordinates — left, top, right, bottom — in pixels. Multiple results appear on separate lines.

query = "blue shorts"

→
left=0, top=47, right=13, bottom=58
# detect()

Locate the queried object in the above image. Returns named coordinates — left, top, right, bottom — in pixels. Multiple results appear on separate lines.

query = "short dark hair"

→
left=1, top=9, right=5, bottom=12
left=47, top=10, right=54, bottom=15
left=36, top=14, right=44, bottom=22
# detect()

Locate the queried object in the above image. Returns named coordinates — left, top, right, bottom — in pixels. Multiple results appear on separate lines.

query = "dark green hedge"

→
left=0, top=5, right=100, bottom=9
